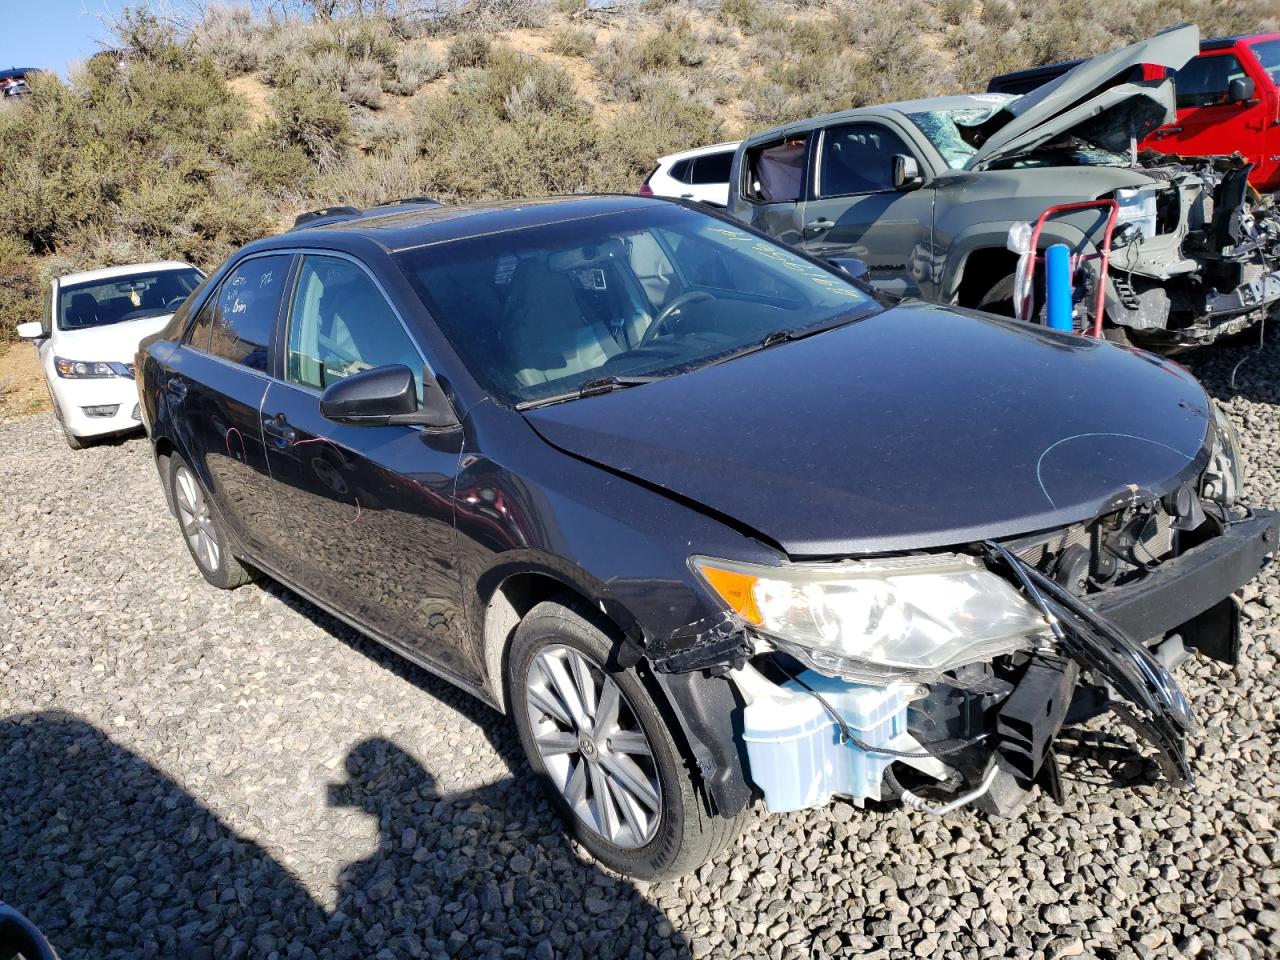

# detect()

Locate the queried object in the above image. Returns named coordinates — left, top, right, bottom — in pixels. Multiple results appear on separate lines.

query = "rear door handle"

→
left=805, top=218, right=835, bottom=232
left=1153, top=126, right=1183, bottom=137
left=263, top=412, right=297, bottom=444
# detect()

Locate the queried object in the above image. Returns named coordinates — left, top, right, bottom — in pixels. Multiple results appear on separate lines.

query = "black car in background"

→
left=137, top=195, right=1277, bottom=879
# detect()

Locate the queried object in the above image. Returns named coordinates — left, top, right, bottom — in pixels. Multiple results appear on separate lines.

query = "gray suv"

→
left=726, top=25, right=1280, bottom=350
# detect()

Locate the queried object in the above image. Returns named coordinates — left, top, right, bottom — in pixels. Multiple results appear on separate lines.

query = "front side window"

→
left=819, top=123, right=913, bottom=196
left=396, top=204, right=875, bottom=407
left=200, top=255, right=290, bottom=372
left=286, top=255, right=424, bottom=401
left=57, top=267, right=203, bottom=331
left=1173, top=54, right=1247, bottom=108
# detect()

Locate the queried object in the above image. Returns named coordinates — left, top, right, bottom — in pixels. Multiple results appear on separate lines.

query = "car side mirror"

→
left=16, top=321, right=46, bottom=339
left=1228, top=76, right=1255, bottom=103
left=827, top=257, right=870, bottom=282
left=320, top=363, right=459, bottom=430
left=892, top=155, right=924, bottom=191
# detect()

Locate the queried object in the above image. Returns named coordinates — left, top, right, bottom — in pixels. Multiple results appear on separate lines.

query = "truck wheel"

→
left=507, top=597, right=748, bottom=879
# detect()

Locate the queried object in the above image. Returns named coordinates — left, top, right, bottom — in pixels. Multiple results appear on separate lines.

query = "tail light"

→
left=639, top=183, right=654, bottom=196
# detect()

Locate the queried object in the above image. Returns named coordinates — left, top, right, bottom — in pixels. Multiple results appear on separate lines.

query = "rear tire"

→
left=167, top=452, right=251, bottom=590
left=507, top=597, right=748, bottom=879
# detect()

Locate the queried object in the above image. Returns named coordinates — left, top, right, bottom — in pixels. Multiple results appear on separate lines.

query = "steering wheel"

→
left=163, top=296, right=188, bottom=310
left=638, top=290, right=714, bottom=347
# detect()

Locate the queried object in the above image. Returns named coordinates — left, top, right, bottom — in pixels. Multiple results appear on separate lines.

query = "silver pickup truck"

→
left=726, top=25, right=1280, bottom=350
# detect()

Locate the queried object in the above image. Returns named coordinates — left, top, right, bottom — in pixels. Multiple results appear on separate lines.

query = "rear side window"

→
left=669, top=158, right=694, bottom=183
left=285, top=255, right=424, bottom=401
left=1173, top=54, right=1248, bottom=108
left=742, top=136, right=808, bottom=203
left=691, top=151, right=734, bottom=184
left=187, top=255, right=290, bottom=371
left=819, top=123, right=913, bottom=196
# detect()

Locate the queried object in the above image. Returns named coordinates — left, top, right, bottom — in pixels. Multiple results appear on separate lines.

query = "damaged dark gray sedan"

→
left=137, top=195, right=1278, bottom=879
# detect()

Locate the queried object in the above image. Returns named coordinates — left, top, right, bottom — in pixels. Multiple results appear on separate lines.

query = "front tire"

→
left=62, top=423, right=86, bottom=450
left=168, top=452, right=251, bottom=590
left=507, top=598, right=747, bottom=879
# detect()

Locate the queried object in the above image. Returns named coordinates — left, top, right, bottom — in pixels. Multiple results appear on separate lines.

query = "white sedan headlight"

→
left=693, top=553, right=1049, bottom=681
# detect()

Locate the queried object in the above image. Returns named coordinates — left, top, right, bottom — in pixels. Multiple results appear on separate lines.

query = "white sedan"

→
left=17, top=261, right=204, bottom=449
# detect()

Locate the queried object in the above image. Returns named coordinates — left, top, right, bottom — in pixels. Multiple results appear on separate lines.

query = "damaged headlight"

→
left=1203, top=401, right=1244, bottom=507
left=692, top=554, right=1050, bottom=682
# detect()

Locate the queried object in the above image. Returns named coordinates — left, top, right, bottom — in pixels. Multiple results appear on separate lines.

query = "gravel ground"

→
left=2, top=337, right=1280, bottom=960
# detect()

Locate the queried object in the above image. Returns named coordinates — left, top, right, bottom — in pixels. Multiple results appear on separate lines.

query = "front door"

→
left=260, top=254, right=470, bottom=680
left=799, top=121, right=935, bottom=298
left=1147, top=51, right=1270, bottom=175
left=165, top=254, right=294, bottom=557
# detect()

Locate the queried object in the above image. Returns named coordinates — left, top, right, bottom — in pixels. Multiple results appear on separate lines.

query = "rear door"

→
left=164, top=253, right=294, bottom=557
left=260, top=253, right=469, bottom=679
left=687, top=149, right=736, bottom=206
left=799, top=120, right=935, bottom=297
left=1147, top=50, right=1270, bottom=173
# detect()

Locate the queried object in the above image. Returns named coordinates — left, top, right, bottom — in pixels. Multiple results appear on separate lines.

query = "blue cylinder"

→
left=1045, top=244, right=1072, bottom=331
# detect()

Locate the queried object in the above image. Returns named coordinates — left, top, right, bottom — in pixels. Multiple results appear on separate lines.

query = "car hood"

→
left=523, top=303, right=1213, bottom=557
left=966, top=25, right=1199, bottom=169
left=56, top=314, right=174, bottom=363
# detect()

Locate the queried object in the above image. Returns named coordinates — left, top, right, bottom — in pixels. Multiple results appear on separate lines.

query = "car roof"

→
left=657, top=141, right=743, bottom=164
left=57, top=261, right=198, bottom=286
left=744, top=94, right=1013, bottom=143
left=1203, top=32, right=1280, bottom=51
left=251, top=194, right=666, bottom=256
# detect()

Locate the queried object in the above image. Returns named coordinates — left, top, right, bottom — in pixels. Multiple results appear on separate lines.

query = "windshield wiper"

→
left=515, top=375, right=661, bottom=411
left=704, top=308, right=875, bottom=370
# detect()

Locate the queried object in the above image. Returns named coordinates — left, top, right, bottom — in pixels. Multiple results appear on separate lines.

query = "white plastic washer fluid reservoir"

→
left=736, top=663, right=912, bottom=813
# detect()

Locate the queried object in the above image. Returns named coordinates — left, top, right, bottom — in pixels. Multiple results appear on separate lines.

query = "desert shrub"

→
left=548, top=26, right=597, bottom=57
left=191, top=5, right=267, bottom=75
left=590, top=80, right=722, bottom=189
left=461, top=0, right=551, bottom=30
left=341, top=58, right=386, bottom=106
left=266, top=84, right=351, bottom=169
left=447, top=33, right=493, bottom=70
left=308, top=143, right=432, bottom=208
left=718, top=0, right=784, bottom=33
left=304, top=17, right=399, bottom=65
left=385, top=43, right=444, bottom=94
left=0, top=238, right=40, bottom=343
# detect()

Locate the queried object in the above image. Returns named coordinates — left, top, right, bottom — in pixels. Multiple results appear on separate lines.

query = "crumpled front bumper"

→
left=996, top=508, right=1279, bottom=791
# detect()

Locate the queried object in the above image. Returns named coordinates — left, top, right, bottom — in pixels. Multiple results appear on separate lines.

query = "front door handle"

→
left=263, top=412, right=297, bottom=444
left=805, top=218, right=835, bottom=232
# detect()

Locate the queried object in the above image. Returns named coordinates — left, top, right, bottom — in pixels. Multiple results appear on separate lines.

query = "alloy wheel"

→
left=525, top=644, right=662, bottom=848
left=174, top=465, right=220, bottom=572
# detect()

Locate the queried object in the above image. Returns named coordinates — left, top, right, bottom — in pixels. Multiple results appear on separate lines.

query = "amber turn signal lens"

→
left=694, top=561, right=764, bottom=626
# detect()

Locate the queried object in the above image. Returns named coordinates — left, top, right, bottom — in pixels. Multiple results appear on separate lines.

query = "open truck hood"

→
left=966, top=24, right=1199, bottom=169
left=523, top=303, right=1212, bottom=557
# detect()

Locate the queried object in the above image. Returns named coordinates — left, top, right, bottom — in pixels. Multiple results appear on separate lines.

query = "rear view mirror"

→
left=1228, top=76, right=1256, bottom=103
left=892, top=155, right=924, bottom=191
left=16, top=321, right=46, bottom=339
left=320, top=363, right=459, bottom=429
left=827, top=257, right=871, bottom=282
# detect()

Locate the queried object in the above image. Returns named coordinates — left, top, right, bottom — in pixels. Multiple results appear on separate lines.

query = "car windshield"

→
left=58, top=267, right=203, bottom=331
left=1251, top=39, right=1280, bottom=84
left=395, top=205, right=876, bottom=407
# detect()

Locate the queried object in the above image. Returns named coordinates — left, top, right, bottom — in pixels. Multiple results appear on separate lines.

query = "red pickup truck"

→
left=989, top=33, right=1280, bottom=193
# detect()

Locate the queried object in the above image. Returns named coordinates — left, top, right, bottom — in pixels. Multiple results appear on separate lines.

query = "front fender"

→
left=943, top=219, right=1094, bottom=303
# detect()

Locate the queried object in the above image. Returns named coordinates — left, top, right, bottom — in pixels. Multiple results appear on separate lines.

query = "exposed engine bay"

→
left=1101, top=152, right=1280, bottom=347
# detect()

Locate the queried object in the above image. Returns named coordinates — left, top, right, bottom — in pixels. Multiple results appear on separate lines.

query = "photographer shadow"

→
left=0, top=713, right=687, bottom=960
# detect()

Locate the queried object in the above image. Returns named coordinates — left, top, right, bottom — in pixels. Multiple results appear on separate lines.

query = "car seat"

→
left=501, top=257, right=620, bottom=387
left=66, top=292, right=99, bottom=328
